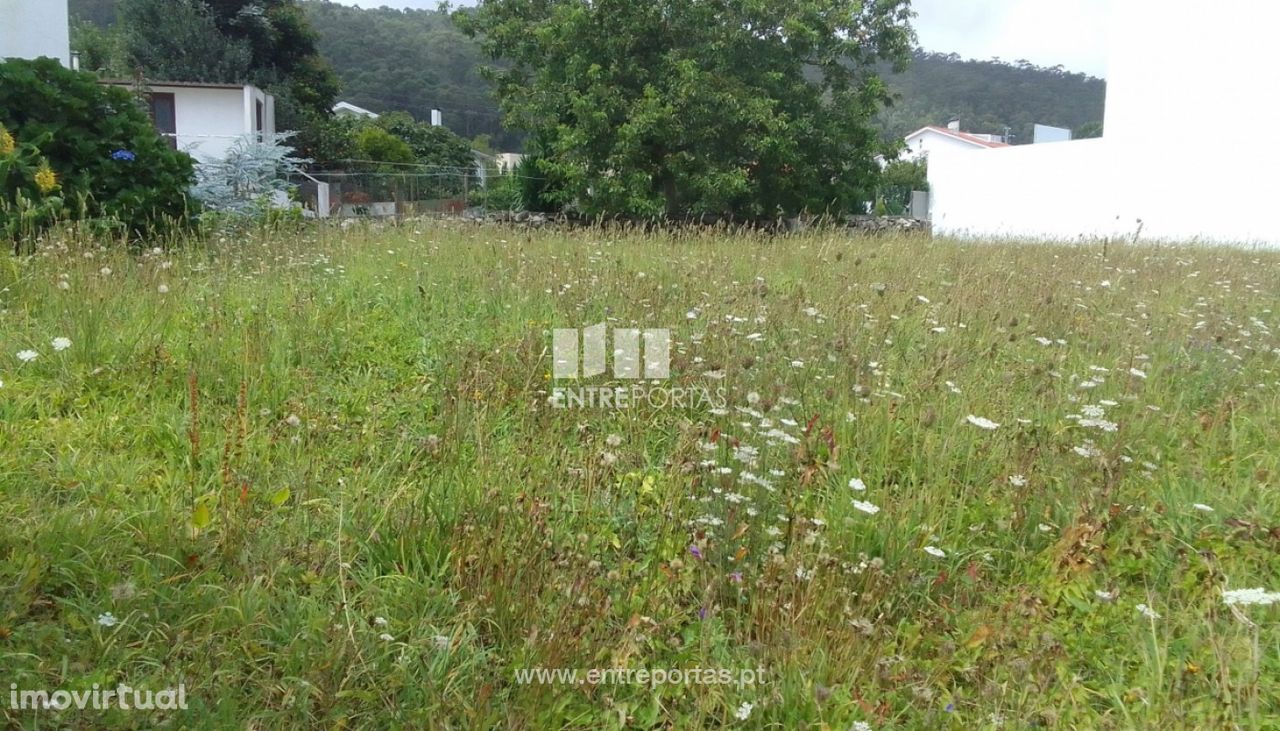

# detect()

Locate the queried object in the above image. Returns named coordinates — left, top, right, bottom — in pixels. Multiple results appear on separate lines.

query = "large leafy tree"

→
left=457, top=0, right=914, bottom=219
left=375, top=112, right=475, bottom=171
left=100, top=0, right=339, bottom=122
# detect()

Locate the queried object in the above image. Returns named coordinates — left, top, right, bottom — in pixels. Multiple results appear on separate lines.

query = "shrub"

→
left=190, top=133, right=309, bottom=218
left=0, top=125, right=67, bottom=244
left=0, top=58, right=196, bottom=243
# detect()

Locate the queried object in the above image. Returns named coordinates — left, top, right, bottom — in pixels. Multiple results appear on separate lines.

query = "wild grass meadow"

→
left=2, top=224, right=1279, bottom=729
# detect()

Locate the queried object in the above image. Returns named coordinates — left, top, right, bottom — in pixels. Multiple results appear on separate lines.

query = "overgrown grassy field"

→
left=2, top=224, right=1279, bottom=729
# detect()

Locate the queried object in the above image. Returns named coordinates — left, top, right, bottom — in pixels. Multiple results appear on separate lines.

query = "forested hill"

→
left=301, top=1, right=524, bottom=149
left=69, top=0, right=1106, bottom=151
left=878, top=51, right=1106, bottom=143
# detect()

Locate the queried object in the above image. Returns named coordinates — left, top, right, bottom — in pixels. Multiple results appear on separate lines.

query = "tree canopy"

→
left=73, top=1, right=1109, bottom=159
left=457, top=0, right=915, bottom=219
left=71, top=0, right=339, bottom=124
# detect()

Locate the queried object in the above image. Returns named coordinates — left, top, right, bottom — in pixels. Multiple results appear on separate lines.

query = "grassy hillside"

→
left=2, top=225, right=1277, bottom=728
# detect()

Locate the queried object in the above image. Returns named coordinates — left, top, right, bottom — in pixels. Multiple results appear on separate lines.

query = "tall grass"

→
left=1, top=223, right=1278, bottom=729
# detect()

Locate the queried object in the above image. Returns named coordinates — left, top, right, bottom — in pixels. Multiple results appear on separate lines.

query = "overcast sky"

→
left=337, top=0, right=1112, bottom=78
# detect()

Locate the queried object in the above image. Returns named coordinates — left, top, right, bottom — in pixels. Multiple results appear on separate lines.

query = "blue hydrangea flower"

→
left=110, top=150, right=136, bottom=162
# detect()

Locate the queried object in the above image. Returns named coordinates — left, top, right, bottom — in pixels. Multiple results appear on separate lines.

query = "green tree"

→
left=118, top=0, right=253, bottom=83
left=1, top=58, right=195, bottom=243
left=1075, top=121, right=1104, bottom=139
left=457, top=0, right=914, bottom=219
left=353, top=126, right=414, bottom=166
left=375, top=112, right=474, bottom=170
left=108, top=0, right=339, bottom=119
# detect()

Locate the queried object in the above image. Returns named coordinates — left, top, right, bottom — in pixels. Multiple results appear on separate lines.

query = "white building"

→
left=333, top=101, right=380, bottom=120
left=0, top=0, right=71, bottom=67
left=901, top=122, right=1008, bottom=162
left=101, top=81, right=276, bottom=163
left=495, top=153, right=525, bottom=174
left=928, top=0, right=1280, bottom=245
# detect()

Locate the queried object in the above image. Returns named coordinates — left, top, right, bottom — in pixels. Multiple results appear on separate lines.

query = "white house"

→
left=901, top=122, right=1008, bottom=162
left=495, top=153, right=525, bottom=174
left=927, top=0, right=1280, bottom=245
left=333, top=101, right=380, bottom=120
left=101, top=81, right=276, bottom=163
left=4, top=0, right=277, bottom=164
left=0, top=0, right=71, bottom=67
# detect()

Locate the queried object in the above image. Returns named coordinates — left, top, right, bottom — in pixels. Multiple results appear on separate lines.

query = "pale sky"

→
left=338, top=0, right=1112, bottom=78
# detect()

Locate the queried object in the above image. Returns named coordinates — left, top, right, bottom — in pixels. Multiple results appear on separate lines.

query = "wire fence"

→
left=297, top=160, right=548, bottom=218
left=299, top=167, right=476, bottom=218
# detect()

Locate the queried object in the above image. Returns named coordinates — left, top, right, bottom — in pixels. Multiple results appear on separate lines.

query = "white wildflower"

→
left=923, top=546, right=946, bottom=558
left=379, top=633, right=395, bottom=642
left=1128, top=368, right=1148, bottom=379
left=852, top=500, right=880, bottom=515
left=1192, top=503, right=1214, bottom=513
left=605, top=433, right=623, bottom=447
left=96, top=612, right=118, bottom=627
left=158, top=283, right=170, bottom=294
left=16, top=350, right=38, bottom=363
left=1008, top=474, right=1027, bottom=487
left=1095, top=590, right=1116, bottom=602
left=51, top=337, right=71, bottom=352
left=1222, top=588, right=1280, bottom=606
left=1135, top=603, right=1161, bottom=620
left=735, top=702, right=754, bottom=720
left=848, top=477, right=867, bottom=492
left=1073, top=442, right=1103, bottom=458
left=966, top=415, right=1000, bottom=430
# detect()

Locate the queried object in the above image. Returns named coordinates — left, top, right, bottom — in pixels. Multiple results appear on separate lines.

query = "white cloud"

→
left=910, top=0, right=1111, bottom=77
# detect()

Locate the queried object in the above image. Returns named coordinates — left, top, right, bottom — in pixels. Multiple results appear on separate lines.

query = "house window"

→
left=256, top=100, right=264, bottom=141
left=147, top=93, right=177, bottom=150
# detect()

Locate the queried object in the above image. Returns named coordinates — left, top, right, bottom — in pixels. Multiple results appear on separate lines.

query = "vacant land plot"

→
left=2, top=225, right=1278, bottom=729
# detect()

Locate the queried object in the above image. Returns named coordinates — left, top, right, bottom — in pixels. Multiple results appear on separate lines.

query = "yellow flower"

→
left=34, top=164, right=59, bottom=194
left=0, top=125, right=14, bottom=156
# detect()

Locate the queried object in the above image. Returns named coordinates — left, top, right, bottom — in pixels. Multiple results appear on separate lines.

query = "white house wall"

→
left=160, top=86, right=252, bottom=162
left=928, top=0, right=1280, bottom=246
left=903, top=131, right=984, bottom=162
left=0, top=0, right=71, bottom=65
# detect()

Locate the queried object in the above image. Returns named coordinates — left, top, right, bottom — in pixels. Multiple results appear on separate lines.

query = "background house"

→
left=5, top=0, right=276, bottom=165
left=0, top=0, right=71, bottom=67
left=901, top=121, right=1008, bottom=162
left=101, top=81, right=276, bottom=163
left=927, top=0, right=1280, bottom=244
left=333, top=101, right=380, bottom=120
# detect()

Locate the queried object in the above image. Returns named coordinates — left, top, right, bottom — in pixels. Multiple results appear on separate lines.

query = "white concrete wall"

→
left=136, top=85, right=275, bottom=162
left=165, top=86, right=250, bottom=162
left=929, top=0, right=1280, bottom=246
left=928, top=139, right=1123, bottom=240
left=0, top=0, right=71, bottom=66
